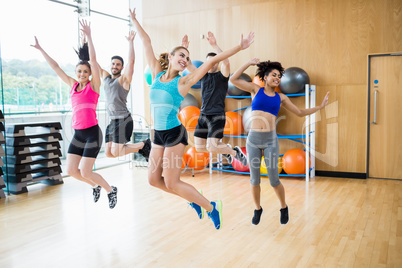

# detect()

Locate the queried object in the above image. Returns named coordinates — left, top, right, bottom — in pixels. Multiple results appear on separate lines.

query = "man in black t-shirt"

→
left=187, top=32, right=247, bottom=166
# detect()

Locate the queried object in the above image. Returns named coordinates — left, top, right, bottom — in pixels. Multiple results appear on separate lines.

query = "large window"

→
left=0, top=0, right=136, bottom=173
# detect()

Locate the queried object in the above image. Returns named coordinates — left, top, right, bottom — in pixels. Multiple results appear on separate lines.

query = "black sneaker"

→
left=107, top=186, right=118, bottom=209
left=234, top=146, right=248, bottom=166
left=92, top=185, right=101, bottom=203
left=138, top=138, right=151, bottom=162
left=280, top=206, right=289, bottom=225
left=252, top=207, right=263, bottom=225
left=222, top=154, right=233, bottom=164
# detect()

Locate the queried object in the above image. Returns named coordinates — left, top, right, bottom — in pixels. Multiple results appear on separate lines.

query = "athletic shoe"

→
left=234, top=146, right=248, bottom=166
left=222, top=153, right=233, bottom=164
left=207, top=200, right=222, bottom=230
left=280, top=206, right=289, bottom=225
left=138, top=138, right=151, bottom=162
left=92, top=185, right=101, bottom=203
left=252, top=207, right=263, bottom=225
left=189, top=202, right=204, bottom=219
left=189, top=190, right=204, bottom=219
left=107, top=186, right=118, bottom=209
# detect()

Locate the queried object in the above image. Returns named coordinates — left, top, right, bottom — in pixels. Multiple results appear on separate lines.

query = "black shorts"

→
left=105, top=115, right=133, bottom=144
left=194, top=113, right=226, bottom=139
left=68, top=124, right=103, bottom=158
left=154, top=124, right=188, bottom=147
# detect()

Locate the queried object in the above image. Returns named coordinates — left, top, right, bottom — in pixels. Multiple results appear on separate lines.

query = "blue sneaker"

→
left=207, top=200, right=222, bottom=230
left=189, top=202, right=204, bottom=219
left=189, top=190, right=204, bottom=219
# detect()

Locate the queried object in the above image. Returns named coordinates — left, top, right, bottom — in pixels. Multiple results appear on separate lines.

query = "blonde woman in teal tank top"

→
left=130, top=8, right=254, bottom=230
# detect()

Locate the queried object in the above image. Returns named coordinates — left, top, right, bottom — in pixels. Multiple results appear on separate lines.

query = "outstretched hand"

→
left=249, top=58, right=260, bottom=66
left=79, top=20, right=92, bottom=37
left=240, top=32, right=255, bottom=50
left=129, top=8, right=137, bottom=21
left=206, top=31, right=217, bottom=46
left=321, top=91, right=330, bottom=108
left=126, top=30, right=136, bottom=42
left=30, top=36, right=42, bottom=50
left=181, top=34, right=189, bottom=49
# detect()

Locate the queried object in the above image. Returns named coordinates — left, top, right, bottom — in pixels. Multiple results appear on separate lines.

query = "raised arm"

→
left=181, top=35, right=197, bottom=73
left=80, top=20, right=101, bottom=93
left=31, top=36, right=76, bottom=88
left=121, top=30, right=136, bottom=90
left=206, top=31, right=230, bottom=77
left=129, top=8, right=162, bottom=78
left=180, top=32, right=255, bottom=93
left=281, top=91, right=330, bottom=116
left=229, top=58, right=260, bottom=94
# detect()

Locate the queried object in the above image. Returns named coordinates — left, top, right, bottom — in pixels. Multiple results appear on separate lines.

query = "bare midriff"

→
left=249, top=110, right=277, bottom=132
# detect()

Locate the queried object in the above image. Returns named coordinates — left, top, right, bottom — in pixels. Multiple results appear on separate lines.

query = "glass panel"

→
left=90, top=0, right=129, bottom=20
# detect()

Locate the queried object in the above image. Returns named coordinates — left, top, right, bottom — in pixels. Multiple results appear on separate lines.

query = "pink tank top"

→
left=70, top=82, right=99, bottom=129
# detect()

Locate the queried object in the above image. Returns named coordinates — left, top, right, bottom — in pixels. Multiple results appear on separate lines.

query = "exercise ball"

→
left=187, top=147, right=209, bottom=170
left=228, top=73, right=252, bottom=99
left=253, top=75, right=265, bottom=88
left=223, top=111, right=243, bottom=136
left=182, top=60, right=203, bottom=89
left=178, top=105, right=200, bottom=130
left=232, top=146, right=249, bottom=172
left=275, top=86, right=281, bottom=93
left=242, top=106, right=253, bottom=133
left=180, top=93, right=199, bottom=109
left=181, top=153, right=189, bottom=170
left=279, top=67, right=310, bottom=94
left=260, top=156, right=283, bottom=176
left=282, top=148, right=311, bottom=175
left=144, top=65, right=152, bottom=85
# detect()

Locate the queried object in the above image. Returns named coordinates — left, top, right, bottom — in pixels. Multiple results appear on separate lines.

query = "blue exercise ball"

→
left=228, top=73, right=251, bottom=99
left=144, top=65, right=152, bottom=86
left=279, top=67, right=310, bottom=94
left=180, top=93, right=199, bottom=110
left=182, top=60, right=203, bottom=89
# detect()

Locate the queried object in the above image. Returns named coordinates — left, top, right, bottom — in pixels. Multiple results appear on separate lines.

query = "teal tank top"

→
left=149, top=71, right=184, bottom=130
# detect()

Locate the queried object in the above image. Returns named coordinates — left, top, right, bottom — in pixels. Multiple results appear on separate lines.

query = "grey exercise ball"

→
left=228, top=73, right=252, bottom=99
left=180, top=93, right=199, bottom=109
left=242, top=106, right=253, bottom=133
left=279, top=67, right=310, bottom=94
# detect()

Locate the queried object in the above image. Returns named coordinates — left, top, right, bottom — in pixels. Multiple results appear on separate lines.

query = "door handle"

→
left=371, top=90, right=378, bottom=124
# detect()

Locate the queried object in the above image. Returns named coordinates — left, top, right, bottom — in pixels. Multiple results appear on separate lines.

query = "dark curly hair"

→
left=255, top=60, right=284, bottom=82
left=74, top=42, right=91, bottom=69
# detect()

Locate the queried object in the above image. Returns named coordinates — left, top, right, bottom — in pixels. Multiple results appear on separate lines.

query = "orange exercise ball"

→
left=223, top=111, right=244, bottom=136
left=260, top=156, right=283, bottom=176
left=275, top=86, right=281, bottom=93
left=179, top=105, right=200, bottom=130
left=282, top=149, right=310, bottom=175
left=186, top=147, right=209, bottom=170
left=253, top=76, right=265, bottom=87
left=181, top=153, right=189, bottom=170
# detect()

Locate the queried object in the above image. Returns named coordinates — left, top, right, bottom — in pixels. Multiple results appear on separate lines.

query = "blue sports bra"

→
left=251, top=88, right=281, bottom=116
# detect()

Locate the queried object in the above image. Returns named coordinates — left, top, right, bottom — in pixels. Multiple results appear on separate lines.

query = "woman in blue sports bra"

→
left=130, top=8, right=254, bottom=230
left=230, top=58, right=330, bottom=226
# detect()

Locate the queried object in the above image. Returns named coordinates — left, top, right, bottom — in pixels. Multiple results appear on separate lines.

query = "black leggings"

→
left=68, top=125, right=103, bottom=158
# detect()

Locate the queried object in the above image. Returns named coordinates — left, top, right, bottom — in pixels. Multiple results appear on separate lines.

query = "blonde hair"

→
left=158, top=46, right=189, bottom=71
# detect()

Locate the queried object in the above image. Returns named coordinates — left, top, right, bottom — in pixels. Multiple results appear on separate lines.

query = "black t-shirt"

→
left=200, top=71, right=229, bottom=115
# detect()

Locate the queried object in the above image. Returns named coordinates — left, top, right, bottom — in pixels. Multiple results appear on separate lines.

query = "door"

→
left=368, top=54, right=402, bottom=179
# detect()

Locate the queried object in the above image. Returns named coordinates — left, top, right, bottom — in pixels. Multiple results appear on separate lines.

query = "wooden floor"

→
left=1, top=164, right=402, bottom=268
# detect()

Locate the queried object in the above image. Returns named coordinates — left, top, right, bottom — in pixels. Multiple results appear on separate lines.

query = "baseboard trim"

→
left=315, top=170, right=366, bottom=179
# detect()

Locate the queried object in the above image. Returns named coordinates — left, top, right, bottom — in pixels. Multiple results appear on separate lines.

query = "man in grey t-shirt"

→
left=99, top=30, right=150, bottom=160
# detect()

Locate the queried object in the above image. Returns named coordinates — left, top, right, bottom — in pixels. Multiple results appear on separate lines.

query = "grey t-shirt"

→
left=104, top=75, right=130, bottom=119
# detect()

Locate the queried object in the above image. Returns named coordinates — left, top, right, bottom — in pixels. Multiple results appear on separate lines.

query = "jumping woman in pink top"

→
left=31, top=20, right=118, bottom=209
